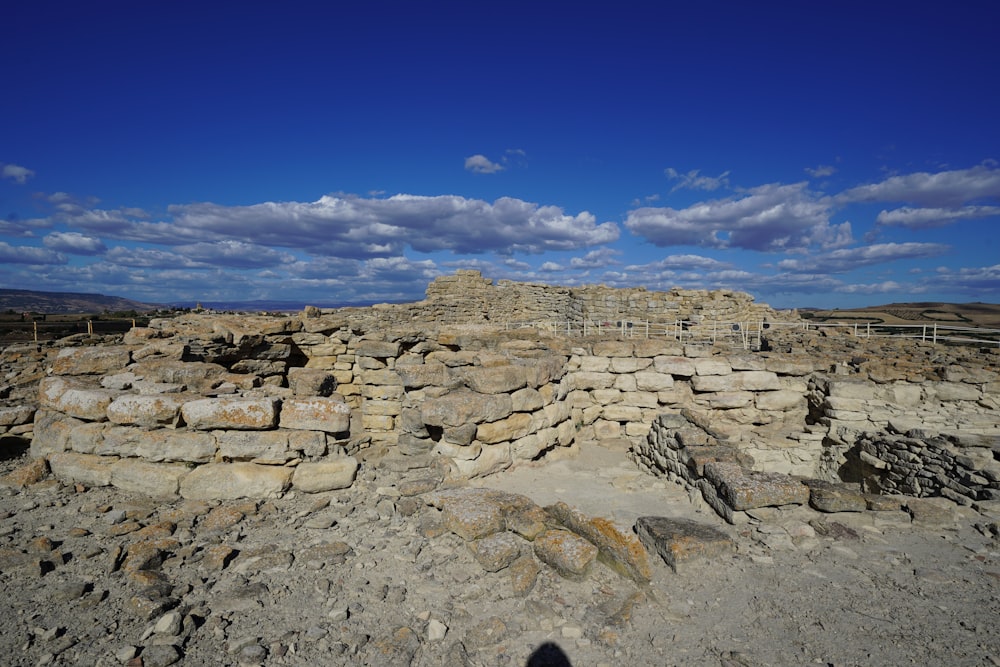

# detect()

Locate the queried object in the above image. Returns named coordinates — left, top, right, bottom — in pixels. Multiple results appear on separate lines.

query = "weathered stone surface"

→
left=216, top=430, right=295, bottom=463
left=133, top=429, right=216, bottom=463
left=546, top=502, right=651, bottom=583
left=654, top=356, right=696, bottom=377
left=286, top=368, right=338, bottom=396
left=278, top=397, right=350, bottom=433
left=181, top=397, right=279, bottom=430
left=396, top=361, right=453, bottom=389
left=804, top=479, right=867, bottom=513
left=0, top=405, right=34, bottom=426
left=694, top=358, right=732, bottom=376
left=106, top=395, right=184, bottom=427
left=533, top=529, right=598, bottom=580
left=468, top=532, right=521, bottom=572
left=291, top=458, right=359, bottom=492
left=179, top=462, right=292, bottom=500
left=906, top=497, right=956, bottom=526
left=462, top=366, right=527, bottom=394
left=453, top=442, right=513, bottom=478
left=355, top=339, right=401, bottom=358
left=0, top=457, right=48, bottom=487
left=421, top=390, right=512, bottom=428
left=508, top=555, right=540, bottom=596
left=476, top=413, right=533, bottom=444
left=511, top=387, right=544, bottom=412
left=52, top=346, right=131, bottom=375
left=635, top=516, right=734, bottom=572
left=110, top=459, right=189, bottom=499
left=634, top=371, right=674, bottom=391
left=702, top=462, right=809, bottom=511
left=426, top=487, right=536, bottom=541
left=755, top=390, right=805, bottom=411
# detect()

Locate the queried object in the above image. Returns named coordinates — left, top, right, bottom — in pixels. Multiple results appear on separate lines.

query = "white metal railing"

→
left=503, top=319, right=1000, bottom=349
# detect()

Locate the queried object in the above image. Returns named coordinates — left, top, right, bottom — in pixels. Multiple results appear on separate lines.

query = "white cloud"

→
left=927, top=264, right=1000, bottom=292
left=42, top=231, right=107, bottom=255
left=875, top=205, right=1000, bottom=228
left=626, top=254, right=733, bottom=272
left=569, top=248, right=621, bottom=269
left=164, top=194, right=618, bottom=256
left=805, top=165, right=836, bottom=178
left=1, top=163, right=35, bottom=184
left=464, top=154, right=505, bottom=174
left=664, top=167, right=731, bottom=192
left=777, top=242, right=949, bottom=273
left=0, top=242, right=66, bottom=265
left=626, top=182, right=850, bottom=252
left=838, top=163, right=1000, bottom=207
left=172, top=241, right=296, bottom=268
left=539, top=261, right=563, bottom=272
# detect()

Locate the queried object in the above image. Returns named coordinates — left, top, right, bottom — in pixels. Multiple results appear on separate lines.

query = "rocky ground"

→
left=1, top=440, right=999, bottom=667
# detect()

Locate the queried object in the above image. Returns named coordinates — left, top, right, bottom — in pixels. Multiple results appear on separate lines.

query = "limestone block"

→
left=442, top=423, right=477, bottom=446
left=179, top=462, right=292, bottom=500
left=691, top=374, right=742, bottom=393
left=556, top=419, right=576, bottom=447
left=111, top=459, right=189, bottom=499
left=397, top=362, right=453, bottom=389
left=804, top=479, right=867, bottom=513
left=620, top=391, right=658, bottom=408
left=929, top=382, right=980, bottom=402
left=107, top=395, right=184, bottom=427
left=653, top=356, right=696, bottom=377
left=362, top=369, right=402, bottom=386
left=129, top=359, right=230, bottom=391
left=426, top=487, right=510, bottom=540
left=278, top=397, right=350, bottom=433
left=512, top=432, right=547, bottom=459
left=823, top=396, right=867, bottom=412
left=700, top=392, right=753, bottom=409
left=52, top=346, right=131, bottom=375
left=468, top=532, right=522, bottom=572
left=0, top=405, right=34, bottom=426
left=883, top=382, right=922, bottom=406
left=356, top=356, right=386, bottom=370
left=30, top=409, right=85, bottom=459
left=825, top=380, right=876, bottom=400
left=593, top=341, right=633, bottom=357
left=592, top=389, right=622, bottom=405
left=287, top=368, right=338, bottom=396
left=755, top=390, right=805, bottom=411
left=569, top=372, right=615, bottom=391
left=181, top=397, right=279, bottom=430
left=694, top=358, right=732, bottom=376
left=702, top=462, right=809, bottom=511
left=634, top=339, right=683, bottom=357
left=434, top=440, right=482, bottom=460
left=522, top=356, right=567, bottom=388
left=134, top=429, right=216, bottom=463
left=362, top=384, right=405, bottom=400
left=453, top=442, right=512, bottom=478
left=216, top=430, right=298, bottom=463
left=602, top=404, right=643, bottom=422
left=231, top=359, right=287, bottom=376
left=625, top=421, right=651, bottom=437
left=610, top=357, right=651, bottom=373
left=462, top=366, right=527, bottom=394
left=57, top=388, right=115, bottom=421
left=48, top=451, right=116, bottom=487
left=738, top=371, right=781, bottom=391
left=477, top=413, right=533, bottom=444
left=533, top=529, right=598, bottom=580
left=578, top=356, right=611, bottom=372
left=764, top=357, right=819, bottom=376
left=355, top=340, right=400, bottom=358
left=634, top=516, right=734, bottom=573
left=361, top=414, right=395, bottom=431
left=613, top=374, right=638, bottom=392
left=630, top=371, right=672, bottom=393
left=593, top=419, right=621, bottom=439
left=291, top=457, right=359, bottom=492
left=728, top=354, right=767, bottom=371
left=511, top=387, right=544, bottom=412
left=546, top=501, right=651, bottom=582
left=421, top=390, right=513, bottom=428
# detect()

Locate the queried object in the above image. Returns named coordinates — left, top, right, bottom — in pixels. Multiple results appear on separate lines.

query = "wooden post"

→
left=33, top=321, right=38, bottom=342
left=87, top=320, right=93, bottom=335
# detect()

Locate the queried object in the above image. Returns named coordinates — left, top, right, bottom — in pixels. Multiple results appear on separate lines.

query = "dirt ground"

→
left=1, top=441, right=998, bottom=667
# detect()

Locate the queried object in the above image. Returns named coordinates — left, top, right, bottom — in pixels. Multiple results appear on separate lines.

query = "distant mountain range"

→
left=0, top=289, right=163, bottom=314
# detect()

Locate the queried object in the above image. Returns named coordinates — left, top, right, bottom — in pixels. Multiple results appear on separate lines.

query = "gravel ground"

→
left=1, top=441, right=998, bottom=667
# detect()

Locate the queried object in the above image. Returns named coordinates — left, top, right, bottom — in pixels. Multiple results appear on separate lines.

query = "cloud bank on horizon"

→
left=1, top=2, right=998, bottom=309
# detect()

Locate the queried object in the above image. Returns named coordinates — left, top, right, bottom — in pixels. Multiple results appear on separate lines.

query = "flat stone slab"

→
left=702, top=462, right=809, bottom=511
left=803, top=479, right=868, bottom=513
left=635, top=516, right=734, bottom=572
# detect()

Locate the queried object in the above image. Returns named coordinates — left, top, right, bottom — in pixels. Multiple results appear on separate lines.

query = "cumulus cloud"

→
left=625, top=182, right=851, bottom=252
left=928, top=264, right=1000, bottom=291
left=627, top=254, right=734, bottom=272
left=172, top=241, right=296, bottom=269
left=664, top=167, right=731, bottom=192
left=0, top=242, right=66, bottom=265
left=805, top=165, right=836, bottom=178
left=464, top=154, right=505, bottom=174
left=838, top=163, right=1000, bottom=207
left=42, top=231, right=106, bottom=255
left=875, top=205, right=1000, bottom=229
left=777, top=242, right=949, bottom=273
left=1, top=163, right=35, bottom=184
left=165, top=194, right=618, bottom=256
left=569, top=248, right=622, bottom=269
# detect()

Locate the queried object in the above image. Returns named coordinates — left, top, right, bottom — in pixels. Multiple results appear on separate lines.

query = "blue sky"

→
left=2, top=1, right=999, bottom=309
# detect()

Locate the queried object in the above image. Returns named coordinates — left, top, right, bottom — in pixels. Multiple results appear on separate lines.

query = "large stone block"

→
left=216, top=430, right=296, bottom=463
left=755, top=390, right=805, bottom=411
left=653, top=356, right=696, bottom=377
left=462, top=366, right=527, bottom=394
left=546, top=502, right=651, bottom=583
left=476, top=413, right=533, bottom=444
left=453, top=442, right=512, bottom=478
left=421, top=390, right=512, bottom=428
left=569, top=372, right=615, bottom=391
left=278, top=397, right=351, bottom=433
left=0, top=405, right=34, bottom=426
left=111, top=459, right=190, bottom=499
left=179, top=462, right=292, bottom=500
left=48, top=451, right=116, bottom=487
left=181, top=397, right=279, bottom=430
left=29, top=410, right=82, bottom=457
left=287, top=368, right=339, bottom=396
left=533, top=529, right=598, bottom=580
left=397, top=362, right=453, bottom=389
left=291, top=458, right=359, bottom=492
left=702, top=462, right=809, bottom=511
left=355, top=340, right=400, bottom=358
left=694, top=358, right=732, bottom=376
left=107, top=395, right=185, bottom=427
left=929, top=382, right=980, bottom=402
left=134, top=429, right=216, bottom=463
left=635, top=516, right=734, bottom=572
left=52, top=346, right=131, bottom=375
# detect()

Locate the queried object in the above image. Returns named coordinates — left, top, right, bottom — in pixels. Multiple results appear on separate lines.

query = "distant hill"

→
left=0, top=289, right=162, bottom=314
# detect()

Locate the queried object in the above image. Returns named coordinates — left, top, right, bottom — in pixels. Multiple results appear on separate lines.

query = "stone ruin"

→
left=1, top=270, right=999, bottom=576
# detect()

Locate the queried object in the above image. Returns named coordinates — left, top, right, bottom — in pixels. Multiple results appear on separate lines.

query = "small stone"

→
left=426, top=618, right=448, bottom=641
left=139, top=644, right=181, bottom=667
left=153, top=611, right=183, bottom=636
